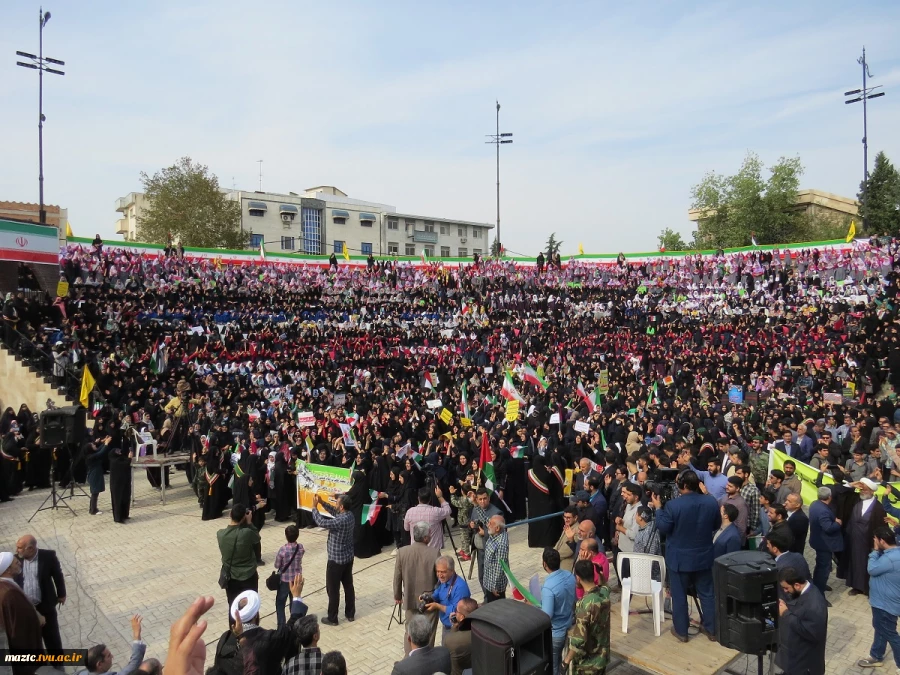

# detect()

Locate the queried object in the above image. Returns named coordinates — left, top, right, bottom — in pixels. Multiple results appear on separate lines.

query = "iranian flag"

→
left=460, top=382, right=471, bottom=419
left=647, top=382, right=658, bottom=406
left=500, top=370, right=525, bottom=404
left=346, top=412, right=360, bottom=427
left=361, top=490, right=381, bottom=525
left=520, top=363, right=549, bottom=392
left=421, top=371, right=439, bottom=390
left=483, top=394, right=498, bottom=408
left=396, top=441, right=411, bottom=459
left=149, top=339, right=168, bottom=374
left=510, top=443, right=529, bottom=459
left=260, top=240, right=266, bottom=261
left=577, top=379, right=602, bottom=413
left=478, top=430, right=496, bottom=492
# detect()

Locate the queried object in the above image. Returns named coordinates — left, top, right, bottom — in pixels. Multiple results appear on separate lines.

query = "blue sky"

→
left=2, top=1, right=899, bottom=254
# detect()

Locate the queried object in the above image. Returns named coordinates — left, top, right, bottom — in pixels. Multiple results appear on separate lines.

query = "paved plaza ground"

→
left=0, top=471, right=886, bottom=675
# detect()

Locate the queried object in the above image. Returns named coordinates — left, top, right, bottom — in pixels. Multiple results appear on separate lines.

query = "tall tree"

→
left=858, top=151, right=900, bottom=234
left=545, top=232, right=562, bottom=257
left=137, top=157, right=247, bottom=249
left=657, top=228, right=688, bottom=252
left=690, top=152, right=808, bottom=249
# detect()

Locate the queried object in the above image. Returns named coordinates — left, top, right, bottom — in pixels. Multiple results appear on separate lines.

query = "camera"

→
left=645, top=480, right=677, bottom=508
left=450, top=613, right=459, bottom=624
left=418, top=592, right=435, bottom=613
left=474, top=520, right=486, bottom=533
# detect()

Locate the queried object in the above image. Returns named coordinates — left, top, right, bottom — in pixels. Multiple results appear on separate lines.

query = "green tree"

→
left=690, top=152, right=808, bottom=249
left=545, top=232, right=562, bottom=257
left=858, top=151, right=900, bottom=233
left=657, top=227, right=688, bottom=252
left=137, top=157, right=247, bottom=249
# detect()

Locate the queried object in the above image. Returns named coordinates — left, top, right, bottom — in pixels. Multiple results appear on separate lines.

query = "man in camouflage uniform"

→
left=746, top=437, right=770, bottom=489
left=563, top=558, right=610, bottom=673
left=450, top=483, right=474, bottom=560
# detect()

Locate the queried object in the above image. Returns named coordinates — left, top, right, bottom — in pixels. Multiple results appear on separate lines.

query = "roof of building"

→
left=389, top=212, right=494, bottom=228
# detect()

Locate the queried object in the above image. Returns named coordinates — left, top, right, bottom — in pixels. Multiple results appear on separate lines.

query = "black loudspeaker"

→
left=470, top=599, right=551, bottom=675
left=714, top=550, right=779, bottom=654
left=39, top=406, right=86, bottom=448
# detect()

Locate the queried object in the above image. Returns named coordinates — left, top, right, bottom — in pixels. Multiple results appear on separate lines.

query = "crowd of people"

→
left=3, top=235, right=900, bottom=674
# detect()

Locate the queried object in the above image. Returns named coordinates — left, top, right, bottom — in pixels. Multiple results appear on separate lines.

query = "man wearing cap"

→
left=846, top=478, right=887, bottom=596
left=231, top=575, right=307, bottom=675
left=0, top=552, right=42, bottom=674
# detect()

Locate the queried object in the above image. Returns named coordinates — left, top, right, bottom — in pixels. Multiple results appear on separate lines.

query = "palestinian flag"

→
left=411, top=448, right=423, bottom=463
left=460, top=382, right=471, bottom=419
left=647, top=382, right=658, bottom=407
left=361, top=489, right=381, bottom=525
left=149, top=339, right=168, bottom=374
left=421, top=371, right=438, bottom=390
left=520, top=363, right=549, bottom=392
left=479, top=430, right=496, bottom=492
left=346, top=412, right=359, bottom=427
left=500, top=371, right=525, bottom=404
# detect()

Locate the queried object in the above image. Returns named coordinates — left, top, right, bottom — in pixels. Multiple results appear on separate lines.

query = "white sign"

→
left=549, top=413, right=561, bottom=425
left=574, top=421, right=591, bottom=434
left=484, top=367, right=494, bottom=374
left=426, top=399, right=443, bottom=410
left=296, top=411, right=316, bottom=427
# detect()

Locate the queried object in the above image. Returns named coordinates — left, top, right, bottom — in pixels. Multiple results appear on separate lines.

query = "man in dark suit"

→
left=777, top=566, right=828, bottom=675
left=767, top=533, right=811, bottom=581
left=713, top=503, right=742, bottom=559
left=784, top=493, right=810, bottom=554
left=652, top=470, right=720, bottom=642
left=393, top=522, right=440, bottom=655
left=16, top=534, right=66, bottom=651
left=775, top=431, right=801, bottom=461
left=391, top=613, right=452, bottom=675
left=809, top=486, right=843, bottom=594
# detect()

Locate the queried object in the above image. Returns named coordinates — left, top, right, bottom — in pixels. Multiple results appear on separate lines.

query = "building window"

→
left=440, top=225, right=447, bottom=235
left=248, top=200, right=267, bottom=217
left=302, top=208, right=322, bottom=254
left=472, top=228, right=481, bottom=238
left=473, top=249, right=482, bottom=256
left=458, top=226, right=466, bottom=237
left=250, top=233, right=264, bottom=249
left=388, top=242, right=399, bottom=255
left=361, top=242, right=373, bottom=255
left=360, top=220, right=373, bottom=228
left=387, top=218, right=399, bottom=230
left=281, top=236, right=295, bottom=250
left=405, top=243, right=416, bottom=256
left=424, top=221, right=435, bottom=233
left=424, top=246, right=434, bottom=257
left=333, top=217, right=346, bottom=225
left=458, top=248, right=467, bottom=257
left=405, top=219, right=416, bottom=231
left=334, top=240, right=344, bottom=254
left=440, top=246, right=450, bottom=257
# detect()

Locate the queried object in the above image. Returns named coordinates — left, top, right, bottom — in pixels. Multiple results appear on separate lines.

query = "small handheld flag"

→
left=846, top=220, right=856, bottom=243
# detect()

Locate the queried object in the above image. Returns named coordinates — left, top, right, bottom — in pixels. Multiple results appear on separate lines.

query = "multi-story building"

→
left=115, top=186, right=493, bottom=258
left=114, top=192, right=149, bottom=241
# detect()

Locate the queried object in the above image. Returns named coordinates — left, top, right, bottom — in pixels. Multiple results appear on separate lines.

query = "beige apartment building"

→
left=114, top=186, right=493, bottom=257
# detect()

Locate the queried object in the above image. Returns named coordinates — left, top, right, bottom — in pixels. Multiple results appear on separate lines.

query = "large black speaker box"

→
left=470, top=599, right=551, bottom=675
left=39, top=406, right=86, bottom=448
left=714, top=550, right=779, bottom=654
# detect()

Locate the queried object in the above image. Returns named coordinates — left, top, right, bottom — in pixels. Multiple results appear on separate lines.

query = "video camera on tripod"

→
left=644, top=468, right=681, bottom=507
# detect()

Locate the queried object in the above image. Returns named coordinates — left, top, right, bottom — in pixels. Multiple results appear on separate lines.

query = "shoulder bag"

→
left=218, top=530, right=239, bottom=590
left=265, top=544, right=300, bottom=591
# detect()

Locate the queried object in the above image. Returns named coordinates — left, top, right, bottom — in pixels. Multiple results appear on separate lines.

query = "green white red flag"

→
left=500, top=370, right=525, bottom=404
left=361, top=489, right=381, bottom=524
left=520, top=363, right=549, bottom=392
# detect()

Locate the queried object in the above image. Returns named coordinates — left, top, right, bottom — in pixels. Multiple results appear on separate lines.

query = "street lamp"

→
left=844, top=46, right=885, bottom=231
left=486, top=101, right=513, bottom=256
left=16, top=8, right=65, bottom=226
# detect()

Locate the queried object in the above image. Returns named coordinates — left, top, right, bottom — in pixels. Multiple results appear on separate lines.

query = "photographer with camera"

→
left=652, top=470, right=720, bottom=643
left=469, top=488, right=502, bottom=589
left=427, top=555, right=471, bottom=643
left=443, top=597, right=478, bottom=675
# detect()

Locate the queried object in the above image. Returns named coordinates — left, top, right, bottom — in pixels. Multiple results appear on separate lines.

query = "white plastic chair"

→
left=617, top=552, right=667, bottom=636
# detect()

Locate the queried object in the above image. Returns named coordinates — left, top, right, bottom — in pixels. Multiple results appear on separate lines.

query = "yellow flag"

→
left=578, top=243, right=584, bottom=255
left=342, top=242, right=350, bottom=261
left=79, top=365, right=96, bottom=409
left=846, top=220, right=856, bottom=243
left=65, top=221, right=73, bottom=238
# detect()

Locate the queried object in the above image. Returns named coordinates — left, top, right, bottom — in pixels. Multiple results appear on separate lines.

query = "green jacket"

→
left=567, top=584, right=610, bottom=673
left=217, top=524, right=260, bottom=582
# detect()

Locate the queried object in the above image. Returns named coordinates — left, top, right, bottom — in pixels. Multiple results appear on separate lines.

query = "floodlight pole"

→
left=844, top=47, right=885, bottom=231
left=486, top=102, right=513, bottom=256
left=16, top=8, right=65, bottom=225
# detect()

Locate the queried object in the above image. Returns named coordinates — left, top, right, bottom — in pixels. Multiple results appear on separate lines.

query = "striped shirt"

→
left=275, top=542, right=305, bottom=583
left=483, top=530, right=510, bottom=594
left=312, top=503, right=355, bottom=564
left=403, top=501, right=452, bottom=549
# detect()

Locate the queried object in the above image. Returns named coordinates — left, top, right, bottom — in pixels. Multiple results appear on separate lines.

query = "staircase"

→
left=0, top=346, right=75, bottom=413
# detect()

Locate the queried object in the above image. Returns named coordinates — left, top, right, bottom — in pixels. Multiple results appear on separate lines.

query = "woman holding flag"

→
left=344, top=469, right=382, bottom=559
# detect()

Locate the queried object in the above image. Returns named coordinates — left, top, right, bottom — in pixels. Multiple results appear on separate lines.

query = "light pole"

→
left=16, top=8, right=65, bottom=226
left=844, top=46, right=885, bottom=231
left=486, top=101, right=512, bottom=256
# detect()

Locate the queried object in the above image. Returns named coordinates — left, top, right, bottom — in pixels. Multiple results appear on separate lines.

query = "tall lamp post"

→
left=844, top=47, right=884, bottom=231
left=16, top=8, right=65, bottom=226
left=486, top=101, right=512, bottom=256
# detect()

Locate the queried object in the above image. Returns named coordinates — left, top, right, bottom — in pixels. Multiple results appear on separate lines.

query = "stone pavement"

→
left=0, top=473, right=878, bottom=675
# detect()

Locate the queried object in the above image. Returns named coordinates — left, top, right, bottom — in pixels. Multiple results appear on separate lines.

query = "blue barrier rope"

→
left=505, top=510, right=565, bottom=529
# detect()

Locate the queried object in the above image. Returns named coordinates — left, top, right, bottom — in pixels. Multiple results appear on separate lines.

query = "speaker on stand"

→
left=469, top=599, right=551, bottom=675
left=714, top=550, right=779, bottom=675
left=30, top=406, right=89, bottom=521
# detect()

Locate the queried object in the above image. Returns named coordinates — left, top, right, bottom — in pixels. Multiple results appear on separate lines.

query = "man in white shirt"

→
left=15, top=535, right=66, bottom=651
left=615, top=483, right=642, bottom=553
